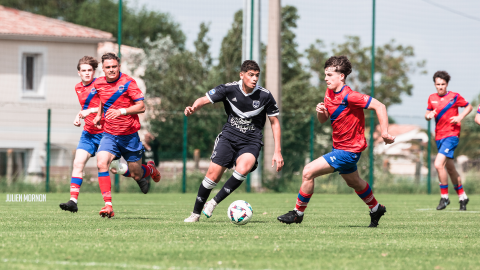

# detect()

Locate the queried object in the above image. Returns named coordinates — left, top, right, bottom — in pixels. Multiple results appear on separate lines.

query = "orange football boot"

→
left=99, top=205, right=115, bottom=218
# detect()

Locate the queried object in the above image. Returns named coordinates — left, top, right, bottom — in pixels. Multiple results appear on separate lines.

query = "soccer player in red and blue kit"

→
left=425, top=71, right=472, bottom=211
left=277, top=56, right=395, bottom=227
left=475, top=105, right=480, bottom=126
left=60, top=56, right=103, bottom=213
left=93, top=53, right=161, bottom=218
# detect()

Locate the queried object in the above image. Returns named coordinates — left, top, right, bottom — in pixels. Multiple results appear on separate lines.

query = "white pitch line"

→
left=1, top=258, right=270, bottom=270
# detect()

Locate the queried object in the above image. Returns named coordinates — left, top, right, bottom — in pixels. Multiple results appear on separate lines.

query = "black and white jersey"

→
left=206, top=80, right=279, bottom=144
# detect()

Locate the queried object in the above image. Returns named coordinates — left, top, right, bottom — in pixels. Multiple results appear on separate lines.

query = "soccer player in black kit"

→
left=184, top=60, right=284, bottom=222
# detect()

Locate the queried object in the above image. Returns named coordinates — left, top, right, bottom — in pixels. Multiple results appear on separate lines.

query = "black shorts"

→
left=211, top=133, right=261, bottom=171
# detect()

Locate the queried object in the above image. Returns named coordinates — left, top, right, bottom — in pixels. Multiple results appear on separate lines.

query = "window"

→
left=22, top=54, right=42, bottom=94
left=19, top=46, right=46, bottom=98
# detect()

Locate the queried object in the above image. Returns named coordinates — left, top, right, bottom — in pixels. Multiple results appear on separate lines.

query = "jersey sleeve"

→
left=126, top=79, right=144, bottom=102
left=347, top=91, right=372, bottom=109
left=205, top=84, right=227, bottom=104
left=266, top=93, right=280, bottom=117
left=427, top=97, right=433, bottom=111
left=455, top=94, right=469, bottom=107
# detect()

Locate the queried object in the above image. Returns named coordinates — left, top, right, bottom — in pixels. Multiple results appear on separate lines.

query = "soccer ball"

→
left=227, top=200, right=253, bottom=225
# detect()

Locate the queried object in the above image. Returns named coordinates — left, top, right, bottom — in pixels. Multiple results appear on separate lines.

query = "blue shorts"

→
left=436, top=136, right=459, bottom=159
left=76, top=130, right=103, bottom=157
left=323, top=148, right=362, bottom=174
left=97, top=132, right=144, bottom=162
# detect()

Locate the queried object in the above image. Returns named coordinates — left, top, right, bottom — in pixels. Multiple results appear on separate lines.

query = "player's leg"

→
left=185, top=134, right=232, bottom=222
left=96, top=150, right=116, bottom=218
left=434, top=153, right=450, bottom=210
left=185, top=162, right=227, bottom=222
left=59, top=149, right=90, bottom=212
left=341, top=171, right=386, bottom=227
left=277, top=156, right=334, bottom=224
left=445, top=158, right=469, bottom=210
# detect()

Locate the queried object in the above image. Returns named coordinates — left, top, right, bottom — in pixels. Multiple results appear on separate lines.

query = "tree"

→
left=216, top=10, right=243, bottom=83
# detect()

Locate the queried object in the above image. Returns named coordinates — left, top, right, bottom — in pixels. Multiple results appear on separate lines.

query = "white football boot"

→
left=202, top=199, right=218, bottom=218
left=184, top=212, right=200, bottom=222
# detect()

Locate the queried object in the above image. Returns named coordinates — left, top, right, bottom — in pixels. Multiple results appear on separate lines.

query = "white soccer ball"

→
left=227, top=200, right=253, bottom=225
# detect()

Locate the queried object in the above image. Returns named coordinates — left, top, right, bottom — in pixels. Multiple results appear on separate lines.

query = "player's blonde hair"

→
left=77, top=56, right=99, bottom=71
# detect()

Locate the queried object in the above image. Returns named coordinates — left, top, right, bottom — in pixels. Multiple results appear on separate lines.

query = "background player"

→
left=425, top=71, right=472, bottom=211
left=93, top=53, right=161, bottom=218
left=184, top=60, right=283, bottom=222
left=60, top=56, right=102, bottom=213
left=277, top=56, right=395, bottom=227
left=475, top=105, right=480, bottom=126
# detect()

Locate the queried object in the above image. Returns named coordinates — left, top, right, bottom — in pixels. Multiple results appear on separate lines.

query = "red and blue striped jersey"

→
left=324, top=85, right=372, bottom=153
left=94, top=73, right=145, bottom=136
left=75, top=78, right=103, bottom=134
left=427, top=91, right=469, bottom=141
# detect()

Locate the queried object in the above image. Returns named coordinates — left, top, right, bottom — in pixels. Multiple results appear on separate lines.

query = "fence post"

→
left=427, top=120, right=431, bottom=194
left=182, top=114, right=187, bottom=193
left=114, top=0, right=123, bottom=193
left=368, top=0, right=376, bottom=189
left=46, top=109, right=51, bottom=193
left=310, top=114, right=314, bottom=162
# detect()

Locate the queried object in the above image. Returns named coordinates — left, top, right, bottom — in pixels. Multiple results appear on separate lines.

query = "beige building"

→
left=0, top=6, right=114, bottom=182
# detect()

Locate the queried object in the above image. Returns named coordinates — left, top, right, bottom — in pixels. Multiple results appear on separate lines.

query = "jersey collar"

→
left=238, top=80, right=259, bottom=96
left=436, top=91, right=449, bottom=97
left=82, top=78, right=96, bottom=87
left=333, top=85, right=348, bottom=94
left=106, top=72, right=122, bottom=84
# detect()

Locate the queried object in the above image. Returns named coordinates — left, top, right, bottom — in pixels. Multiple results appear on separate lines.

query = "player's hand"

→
left=272, top=151, right=284, bottom=172
left=382, top=133, right=396, bottom=145
left=449, top=115, right=462, bottom=124
left=106, top=109, right=121, bottom=120
left=316, top=102, right=327, bottom=114
left=93, top=115, right=102, bottom=129
left=73, top=113, right=81, bottom=127
left=426, top=109, right=436, bottom=120
left=79, top=109, right=90, bottom=119
left=184, top=106, right=195, bottom=116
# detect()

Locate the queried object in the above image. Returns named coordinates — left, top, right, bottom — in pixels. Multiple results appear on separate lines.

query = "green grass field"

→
left=1, top=192, right=479, bottom=270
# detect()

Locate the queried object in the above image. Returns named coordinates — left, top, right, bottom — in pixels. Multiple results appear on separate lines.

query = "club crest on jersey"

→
left=209, top=89, right=216, bottom=95
left=252, top=100, right=260, bottom=109
left=118, top=85, right=125, bottom=93
left=90, top=88, right=96, bottom=94
left=449, top=98, right=455, bottom=104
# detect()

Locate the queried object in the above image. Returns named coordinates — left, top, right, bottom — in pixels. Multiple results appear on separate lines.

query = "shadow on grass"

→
left=118, top=217, right=163, bottom=220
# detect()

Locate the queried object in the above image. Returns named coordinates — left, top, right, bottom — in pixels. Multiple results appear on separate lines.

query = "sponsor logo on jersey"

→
left=232, top=97, right=237, bottom=102
left=209, top=89, right=216, bottom=95
left=230, top=116, right=255, bottom=133
left=252, top=100, right=260, bottom=109
left=118, top=85, right=125, bottom=93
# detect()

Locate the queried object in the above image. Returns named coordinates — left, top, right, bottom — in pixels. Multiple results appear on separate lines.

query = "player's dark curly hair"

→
left=324, top=56, right=352, bottom=80
left=241, top=60, right=260, bottom=73
left=101, top=52, right=120, bottom=64
left=77, top=56, right=98, bottom=71
left=433, top=71, right=451, bottom=83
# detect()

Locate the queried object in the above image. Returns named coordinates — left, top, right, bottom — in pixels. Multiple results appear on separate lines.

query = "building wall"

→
left=0, top=39, right=99, bottom=179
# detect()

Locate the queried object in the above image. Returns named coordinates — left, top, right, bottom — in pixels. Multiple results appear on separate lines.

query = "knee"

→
left=434, top=161, right=444, bottom=171
left=73, top=159, right=85, bottom=171
left=302, top=166, right=314, bottom=182
left=97, top=160, right=110, bottom=172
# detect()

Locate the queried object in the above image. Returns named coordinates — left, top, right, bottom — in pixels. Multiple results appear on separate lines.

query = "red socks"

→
left=98, top=171, right=112, bottom=204
left=440, top=184, right=449, bottom=198
left=295, top=190, right=312, bottom=213
left=70, top=177, right=82, bottom=202
left=355, top=183, right=378, bottom=209
left=142, top=164, right=152, bottom=178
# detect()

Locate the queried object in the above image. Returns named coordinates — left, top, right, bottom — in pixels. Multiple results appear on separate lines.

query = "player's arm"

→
left=450, top=103, right=472, bottom=124
left=73, top=112, right=82, bottom=127
left=184, top=96, right=210, bottom=116
left=475, top=112, right=480, bottom=126
left=316, top=102, right=329, bottom=123
left=93, top=101, right=103, bottom=129
left=268, top=116, right=284, bottom=172
left=425, top=109, right=436, bottom=121
left=105, top=100, right=145, bottom=120
left=79, top=107, right=99, bottom=119
left=366, top=98, right=395, bottom=145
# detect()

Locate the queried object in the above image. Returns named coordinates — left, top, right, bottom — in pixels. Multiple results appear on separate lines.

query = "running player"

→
left=93, top=52, right=161, bottom=218
left=60, top=56, right=102, bottom=213
left=425, top=71, right=472, bottom=211
left=277, top=56, right=395, bottom=227
left=475, top=104, right=480, bottom=126
left=184, top=60, right=283, bottom=222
